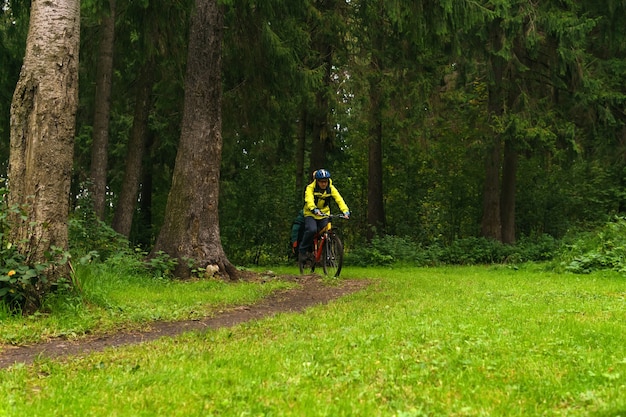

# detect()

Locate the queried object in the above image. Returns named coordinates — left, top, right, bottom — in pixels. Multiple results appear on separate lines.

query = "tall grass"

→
left=1, top=265, right=625, bottom=416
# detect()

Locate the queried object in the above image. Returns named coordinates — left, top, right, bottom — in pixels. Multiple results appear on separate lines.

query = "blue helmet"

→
left=315, top=169, right=331, bottom=180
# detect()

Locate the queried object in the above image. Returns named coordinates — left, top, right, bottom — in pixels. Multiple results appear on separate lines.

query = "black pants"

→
left=299, top=215, right=329, bottom=254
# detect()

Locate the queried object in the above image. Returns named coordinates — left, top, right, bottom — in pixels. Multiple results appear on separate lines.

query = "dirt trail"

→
left=0, top=275, right=369, bottom=369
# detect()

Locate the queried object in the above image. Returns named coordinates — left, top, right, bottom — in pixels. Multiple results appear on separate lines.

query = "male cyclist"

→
left=299, top=169, right=350, bottom=263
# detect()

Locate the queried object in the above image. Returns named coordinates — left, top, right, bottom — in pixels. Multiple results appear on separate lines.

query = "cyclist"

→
left=299, top=169, right=350, bottom=263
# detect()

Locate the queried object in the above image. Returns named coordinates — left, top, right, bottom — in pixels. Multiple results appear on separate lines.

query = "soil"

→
left=0, top=273, right=370, bottom=369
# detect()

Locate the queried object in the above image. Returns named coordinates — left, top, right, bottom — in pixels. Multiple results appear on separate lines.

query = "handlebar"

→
left=321, top=213, right=349, bottom=219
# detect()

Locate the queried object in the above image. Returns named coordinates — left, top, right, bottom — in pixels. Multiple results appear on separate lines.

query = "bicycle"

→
left=298, top=214, right=345, bottom=278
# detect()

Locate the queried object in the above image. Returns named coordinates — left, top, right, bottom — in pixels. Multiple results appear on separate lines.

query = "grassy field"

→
left=1, top=264, right=625, bottom=416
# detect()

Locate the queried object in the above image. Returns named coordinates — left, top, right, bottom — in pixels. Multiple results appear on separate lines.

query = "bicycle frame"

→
left=298, top=213, right=345, bottom=277
left=312, top=223, right=333, bottom=263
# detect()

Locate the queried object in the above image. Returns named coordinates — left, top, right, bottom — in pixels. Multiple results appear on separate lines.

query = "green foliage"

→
left=346, top=235, right=424, bottom=267
left=220, top=153, right=302, bottom=267
left=0, top=187, right=72, bottom=313
left=554, top=216, right=626, bottom=274
left=69, top=223, right=183, bottom=280
left=0, top=245, right=47, bottom=313
left=11, top=0, right=626, bottom=275
left=513, top=234, right=562, bottom=262
left=438, top=237, right=516, bottom=265
left=68, top=215, right=131, bottom=261
left=145, top=250, right=178, bottom=279
left=345, top=234, right=559, bottom=267
left=68, top=185, right=132, bottom=262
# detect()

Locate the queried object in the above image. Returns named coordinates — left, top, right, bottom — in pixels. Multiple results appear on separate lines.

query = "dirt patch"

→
left=0, top=274, right=370, bottom=369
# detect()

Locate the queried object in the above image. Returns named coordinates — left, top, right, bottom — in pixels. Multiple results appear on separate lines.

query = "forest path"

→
left=0, top=275, right=370, bottom=369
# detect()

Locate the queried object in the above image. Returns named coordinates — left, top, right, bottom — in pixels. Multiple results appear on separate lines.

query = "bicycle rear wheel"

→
left=322, top=232, right=343, bottom=277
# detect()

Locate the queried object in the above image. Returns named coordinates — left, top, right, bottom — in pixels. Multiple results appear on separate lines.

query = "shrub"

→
left=553, top=216, right=626, bottom=273
left=68, top=198, right=132, bottom=262
left=344, top=234, right=559, bottom=267
left=145, top=251, right=179, bottom=279
left=436, top=237, right=506, bottom=264
left=435, top=235, right=559, bottom=265
left=514, top=234, right=559, bottom=262
left=0, top=187, right=72, bottom=313
left=345, top=235, right=423, bottom=267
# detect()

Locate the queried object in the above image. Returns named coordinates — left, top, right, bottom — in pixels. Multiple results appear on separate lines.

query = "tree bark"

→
left=90, top=0, right=116, bottom=220
left=500, top=76, right=521, bottom=245
left=481, top=19, right=505, bottom=241
left=367, top=104, right=385, bottom=241
left=151, top=0, right=236, bottom=279
left=366, top=24, right=386, bottom=241
left=295, top=107, right=307, bottom=203
left=8, top=0, right=80, bottom=293
left=137, top=136, right=154, bottom=244
left=500, top=139, right=517, bottom=244
left=308, top=42, right=333, bottom=172
left=481, top=137, right=502, bottom=241
left=112, top=63, right=153, bottom=237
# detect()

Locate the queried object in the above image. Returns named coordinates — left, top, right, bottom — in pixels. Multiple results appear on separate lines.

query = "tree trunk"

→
left=295, top=107, right=307, bottom=203
left=137, top=136, right=154, bottom=244
left=481, top=19, right=505, bottom=241
left=366, top=31, right=386, bottom=241
left=8, top=0, right=80, bottom=303
left=112, top=63, right=153, bottom=237
left=151, top=0, right=236, bottom=279
left=308, top=42, right=333, bottom=172
left=481, top=137, right=502, bottom=241
left=367, top=110, right=385, bottom=241
left=500, top=139, right=517, bottom=244
left=309, top=98, right=327, bottom=171
left=90, top=0, right=116, bottom=220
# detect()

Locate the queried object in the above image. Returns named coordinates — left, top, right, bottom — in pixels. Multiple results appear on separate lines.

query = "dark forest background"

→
left=2, top=0, right=625, bottom=267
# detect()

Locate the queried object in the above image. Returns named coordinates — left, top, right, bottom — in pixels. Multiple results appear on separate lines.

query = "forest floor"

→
left=0, top=274, right=370, bottom=369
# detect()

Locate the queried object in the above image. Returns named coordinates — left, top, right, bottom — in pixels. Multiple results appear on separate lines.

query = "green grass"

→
left=0, top=263, right=293, bottom=345
left=1, top=264, right=626, bottom=416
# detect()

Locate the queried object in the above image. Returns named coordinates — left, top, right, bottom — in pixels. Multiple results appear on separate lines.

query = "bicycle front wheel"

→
left=322, top=232, right=343, bottom=277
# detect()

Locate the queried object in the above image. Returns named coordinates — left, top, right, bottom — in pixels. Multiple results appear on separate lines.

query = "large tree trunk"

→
left=151, top=0, right=236, bottom=279
left=481, top=19, right=505, bottom=241
left=137, top=136, right=154, bottom=244
left=500, top=81, right=521, bottom=245
left=366, top=31, right=386, bottom=241
left=481, top=137, right=502, bottom=241
left=295, top=107, right=307, bottom=203
left=112, top=64, right=153, bottom=237
left=367, top=108, right=385, bottom=241
left=500, top=139, right=517, bottom=244
left=308, top=42, right=333, bottom=172
left=90, top=0, right=116, bottom=220
left=8, top=0, right=80, bottom=304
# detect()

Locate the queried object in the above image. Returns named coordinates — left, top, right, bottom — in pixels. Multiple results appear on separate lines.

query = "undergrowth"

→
left=344, top=216, right=626, bottom=275
left=553, top=215, right=626, bottom=274
left=344, top=233, right=559, bottom=267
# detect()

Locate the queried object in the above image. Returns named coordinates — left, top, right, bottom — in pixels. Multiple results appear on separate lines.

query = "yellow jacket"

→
left=303, top=179, right=349, bottom=219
